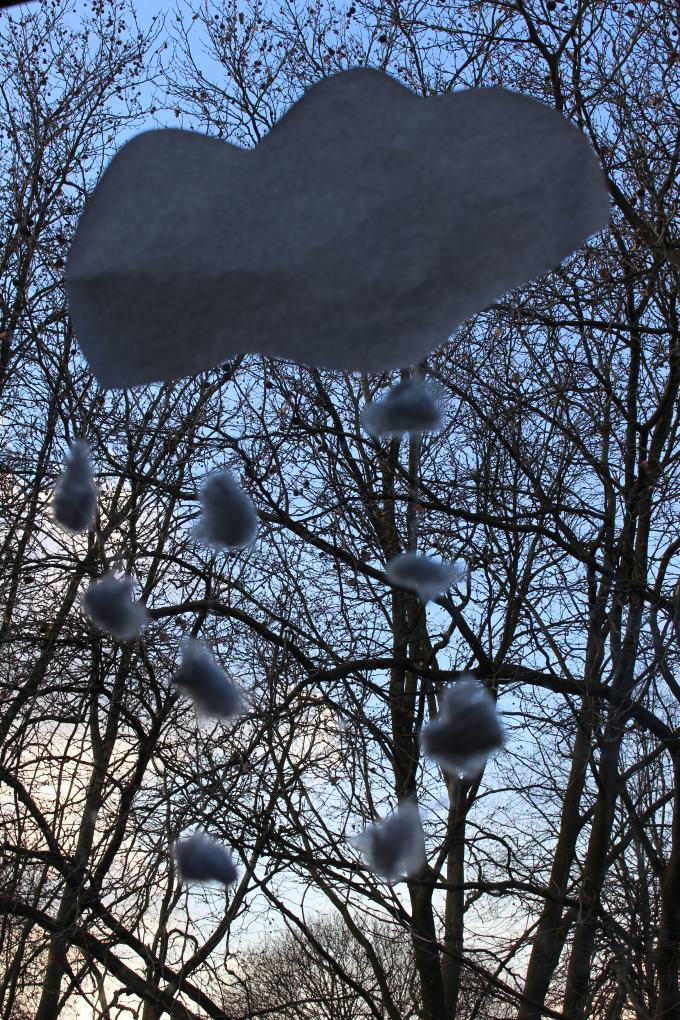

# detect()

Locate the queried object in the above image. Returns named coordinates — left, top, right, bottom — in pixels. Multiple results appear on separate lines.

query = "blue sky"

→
left=131, top=0, right=168, bottom=21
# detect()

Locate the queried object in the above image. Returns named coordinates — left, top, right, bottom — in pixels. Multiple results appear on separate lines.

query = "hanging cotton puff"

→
left=386, top=552, right=466, bottom=603
left=170, top=639, right=244, bottom=720
left=422, top=676, right=504, bottom=778
left=350, top=801, right=425, bottom=881
left=195, top=470, right=258, bottom=551
left=52, top=441, right=97, bottom=533
left=362, top=381, right=443, bottom=439
left=83, top=574, right=147, bottom=640
left=173, top=832, right=238, bottom=885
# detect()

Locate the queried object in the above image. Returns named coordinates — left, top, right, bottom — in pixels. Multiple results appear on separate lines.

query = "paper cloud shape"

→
left=52, top=441, right=97, bottom=533
left=67, top=68, right=609, bottom=389
left=422, top=676, right=504, bottom=777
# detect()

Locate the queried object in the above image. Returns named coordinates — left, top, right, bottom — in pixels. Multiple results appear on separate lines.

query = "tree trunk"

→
left=654, top=755, right=680, bottom=1020
left=442, top=779, right=466, bottom=1018
left=518, top=707, right=593, bottom=1020
left=409, top=882, right=446, bottom=1020
left=35, top=659, right=128, bottom=1020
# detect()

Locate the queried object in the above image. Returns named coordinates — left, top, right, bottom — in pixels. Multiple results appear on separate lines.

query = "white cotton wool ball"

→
left=83, top=574, right=147, bottom=640
left=170, top=639, right=244, bottom=720
left=386, top=552, right=466, bottom=604
left=195, top=470, right=258, bottom=551
left=362, top=381, right=443, bottom=439
left=422, top=676, right=504, bottom=778
left=173, top=832, right=238, bottom=886
left=350, top=801, right=425, bottom=881
left=52, top=441, right=98, bottom=533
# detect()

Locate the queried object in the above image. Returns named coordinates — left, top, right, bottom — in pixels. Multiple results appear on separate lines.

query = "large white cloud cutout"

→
left=67, top=68, right=609, bottom=389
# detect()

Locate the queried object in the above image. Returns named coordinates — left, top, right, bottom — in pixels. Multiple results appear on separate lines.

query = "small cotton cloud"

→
left=195, top=470, right=258, bottom=552
left=386, top=552, right=466, bottom=603
left=83, top=574, right=147, bottom=640
left=362, top=381, right=442, bottom=439
left=52, top=441, right=97, bottom=533
left=422, top=676, right=504, bottom=778
left=170, top=639, right=244, bottom=720
left=173, top=832, right=238, bottom=886
left=350, top=801, right=425, bottom=881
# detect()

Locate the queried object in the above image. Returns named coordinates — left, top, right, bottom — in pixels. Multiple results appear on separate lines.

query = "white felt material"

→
left=350, top=802, right=425, bottom=881
left=82, top=574, right=147, bottom=640
left=173, top=832, right=238, bottom=885
left=170, top=639, right=244, bottom=719
left=52, top=441, right=97, bottom=533
left=422, top=676, right=503, bottom=777
left=362, top=381, right=442, bottom=438
left=66, top=68, right=609, bottom=388
left=195, top=470, right=258, bottom=551
left=386, top=552, right=466, bottom=603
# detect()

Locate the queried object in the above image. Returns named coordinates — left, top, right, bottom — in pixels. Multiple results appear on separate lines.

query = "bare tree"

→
left=1, top=0, right=680, bottom=1018
left=223, top=915, right=421, bottom=1019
